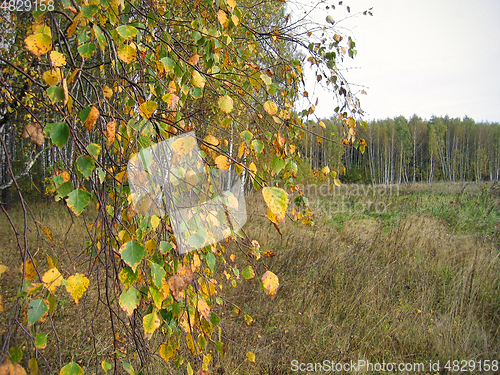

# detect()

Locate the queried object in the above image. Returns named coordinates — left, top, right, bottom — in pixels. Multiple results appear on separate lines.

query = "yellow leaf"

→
left=231, top=14, right=240, bottom=26
left=246, top=351, right=256, bottom=363
left=159, top=344, right=175, bottom=363
left=42, top=69, right=62, bottom=86
left=227, top=0, right=236, bottom=10
left=50, top=50, right=66, bottom=67
left=218, top=95, right=233, bottom=114
left=20, top=259, right=38, bottom=281
left=139, top=100, right=157, bottom=119
left=261, top=270, right=279, bottom=298
left=0, top=264, right=7, bottom=276
left=42, top=268, right=63, bottom=293
left=171, top=135, right=197, bottom=156
left=263, top=100, right=278, bottom=115
left=322, top=166, right=330, bottom=174
left=187, top=54, right=200, bottom=66
left=217, top=10, right=228, bottom=26
left=346, top=116, right=356, bottom=127
left=115, top=170, right=127, bottom=185
left=85, top=106, right=100, bottom=131
left=46, top=254, right=56, bottom=269
left=65, top=273, right=89, bottom=304
left=192, top=253, right=201, bottom=271
left=319, top=121, right=326, bottom=128
left=62, top=78, right=68, bottom=106
left=107, top=120, right=116, bottom=145
left=197, top=298, right=211, bottom=320
left=249, top=162, right=257, bottom=177
left=145, top=239, right=156, bottom=255
left=191, top=70, right=206, bottom=89
left=214, top=155, right=230, bottom=170
left=25, top=33, right=52, bottom=56
left=244, top=313, right=253, bottom=325
left=150, top=215, right=161, bottom=231
left=262, top=187, right=288, bottom=222
left=43, top=225, right=54, bottom=242
left=204, top=135, right=219, bottom=147
left=266, top=209, right=279, bottom=224
left=103, top=85, right=113, bottom=99
left=143, top=310, right=161, bottom=339
left=184, top=170, right=198, bottom=190
left=118, top=43, right=137, bottom=63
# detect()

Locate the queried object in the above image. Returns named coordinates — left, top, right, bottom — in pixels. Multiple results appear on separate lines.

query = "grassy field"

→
left=217, top=182, right=500, bottom=374
left=1, top=182, right=499, bottom=374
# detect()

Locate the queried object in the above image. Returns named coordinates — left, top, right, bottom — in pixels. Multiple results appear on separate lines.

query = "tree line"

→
left=299, top=115, right=500, bottom=184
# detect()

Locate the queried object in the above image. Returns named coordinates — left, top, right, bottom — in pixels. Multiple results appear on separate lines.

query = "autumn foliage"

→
left=0, top=0, right=364, bottom=373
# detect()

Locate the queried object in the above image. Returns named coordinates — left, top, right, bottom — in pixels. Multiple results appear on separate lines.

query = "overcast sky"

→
left=296, top=0, right=500, bottom=123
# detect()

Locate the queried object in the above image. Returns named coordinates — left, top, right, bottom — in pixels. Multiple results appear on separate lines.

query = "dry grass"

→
left=0, top=182, right=499, bottom=374
left=215, top=183, right=500, bottom=374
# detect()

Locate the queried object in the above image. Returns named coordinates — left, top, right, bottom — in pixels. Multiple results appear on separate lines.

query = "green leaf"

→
left=122, top=361, right=135, bottom=375
left=116, top=25, right=138, bottom=40
left=101, top=361, right=112, bottom=374
left=46, top=86, right=65, bottom=103
left=251, top=139, right=264, bottom=155
left=221, top=118, right=232, bottom=127
left=97, top=167, right=106, bottom=184
left=150, top=262, right=166, bottom=289
left=87, top=143, right=101, bottom=158
left=76, top=155, right=95, bottom=179
left=240, top=130, right=253, bottom=143
left=82, top=5, right=99, bottom=19
left=79, top=107, right=91, bottom=122
left=210, top=312, right=220, bottom=326
left=119, top=267, right=139, bottom=288
left=8, top=346, right=22, bottom=363
left=60, top=361, right=84, bottom=375
left=149, top=285, right=162, bottom=309
left=160, top=56, right=174, bottom=71
left=34, top=333, right=48, bottom=349
left=187, top=233, right=205, bottom=249
left=242, top=265, right=255, bottom=280
left=77, top=43, right=96, bottom=58
left=159, top=241, right=172, bottom=254
left=191, top=86, right=203, bottom=99
left=93, top=25, right=107, bottom=50
left=49, top=122, right=70, bottom=148
left=119, top=241, right=145, bottom=272
left=206, top=252, right=216, bottom=273
left=271, top=156, right=285, bottom=175
left=143, top=311, right=161, bottom=338
left=119, top=286, right=140, bottom=316
left=27, top=299, right=48, bottom=324
left=56, top=181, right=74, bottom=199
left=66, top=189, right=91, bottom=216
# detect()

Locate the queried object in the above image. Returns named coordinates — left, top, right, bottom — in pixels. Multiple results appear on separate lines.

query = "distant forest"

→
left=299, top=115, right=500, bottom=184
left=1, top=115, right=499, bottom=208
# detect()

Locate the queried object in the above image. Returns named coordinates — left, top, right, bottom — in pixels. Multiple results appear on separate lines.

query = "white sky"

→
left=297, top=0, right=500, bottom=123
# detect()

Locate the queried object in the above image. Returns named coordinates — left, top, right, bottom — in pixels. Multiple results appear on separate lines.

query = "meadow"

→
left=1, top=182, right=499, bottom=374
